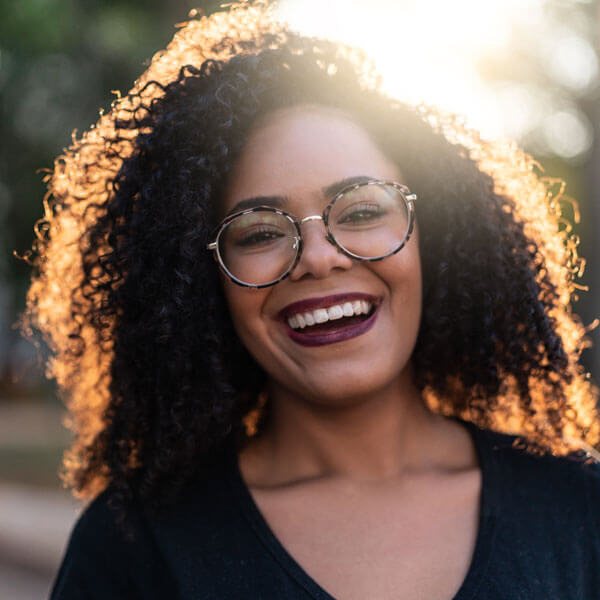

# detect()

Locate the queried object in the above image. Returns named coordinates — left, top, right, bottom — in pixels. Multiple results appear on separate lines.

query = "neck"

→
left=240, top=369, right=449, bottom=487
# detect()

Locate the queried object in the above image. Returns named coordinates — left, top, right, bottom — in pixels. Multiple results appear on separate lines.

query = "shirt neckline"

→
left=226, top=416, right=500, bottom=600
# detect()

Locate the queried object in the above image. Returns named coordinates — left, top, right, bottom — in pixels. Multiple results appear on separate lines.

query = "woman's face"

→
left=220, top=105, right=422, bottom=405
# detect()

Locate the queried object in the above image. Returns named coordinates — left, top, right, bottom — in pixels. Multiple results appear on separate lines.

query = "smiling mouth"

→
left=280, top=294, right=379, bottom=347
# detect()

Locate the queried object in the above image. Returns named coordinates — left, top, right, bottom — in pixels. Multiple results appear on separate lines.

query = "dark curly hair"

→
left=22, top=3, right=600, bottom=512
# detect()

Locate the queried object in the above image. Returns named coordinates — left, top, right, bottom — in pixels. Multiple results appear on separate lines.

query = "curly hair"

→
left=22, top=3, right=600, bottom=512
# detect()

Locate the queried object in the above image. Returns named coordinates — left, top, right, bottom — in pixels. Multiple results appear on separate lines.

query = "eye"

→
left=336, top=201, right=385, bottom=224
left=234, top=226, right=286, bottom=248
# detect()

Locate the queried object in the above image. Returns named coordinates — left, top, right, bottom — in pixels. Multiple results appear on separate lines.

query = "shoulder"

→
left=61, top=486, right=142, bottom=552
left=64, top=457, right=235, bottom=544
left=56, top=488, right=121, bottom=561
left=474, top=425, right=600, bottom=526
left=469, top=425, right=600, bottom=596
left=50, top=486, right=174, bottom=600
left=480, top=426, right=600, bottom=482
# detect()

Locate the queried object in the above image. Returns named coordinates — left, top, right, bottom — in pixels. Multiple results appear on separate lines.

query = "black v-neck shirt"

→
left=50, top=419, right=600, bottom=599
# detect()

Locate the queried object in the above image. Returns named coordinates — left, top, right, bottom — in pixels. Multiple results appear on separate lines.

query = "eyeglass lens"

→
left=217, top=183, right=410, bottom=286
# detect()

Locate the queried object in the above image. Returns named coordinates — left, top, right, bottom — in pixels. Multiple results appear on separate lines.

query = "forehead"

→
left=222, top=105, right=401, bottom=213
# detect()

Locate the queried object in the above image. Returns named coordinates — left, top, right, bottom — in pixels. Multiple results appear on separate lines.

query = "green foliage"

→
left=0, top=1, right=223, bottom=391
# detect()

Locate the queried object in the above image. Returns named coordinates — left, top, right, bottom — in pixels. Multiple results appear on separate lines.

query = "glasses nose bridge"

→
left=299, top=213, right=324, bottom=226
left=297, top=213, right=336, bottom=247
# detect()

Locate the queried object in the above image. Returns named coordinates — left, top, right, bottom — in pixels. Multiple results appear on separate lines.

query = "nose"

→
left=288, top=216, right=354, bottom=281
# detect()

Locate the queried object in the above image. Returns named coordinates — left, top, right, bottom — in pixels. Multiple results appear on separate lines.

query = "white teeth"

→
left=327, top=305, right=344, bottom=320
left=287, top=300, right=375, bottom=330
left=314, top=309, right=329, bottom=323
left=342, top=302, right=354, bottom=317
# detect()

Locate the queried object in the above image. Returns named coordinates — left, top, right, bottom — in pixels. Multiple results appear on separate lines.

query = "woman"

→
left=24, top=3, right=600, bottom=599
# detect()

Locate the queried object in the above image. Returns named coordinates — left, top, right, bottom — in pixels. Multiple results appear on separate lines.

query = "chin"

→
left=285, top=358, right=415, bottom=408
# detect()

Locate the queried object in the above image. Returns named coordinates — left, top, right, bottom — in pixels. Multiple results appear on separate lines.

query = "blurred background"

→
left=0, top=0, right=598, bottom=597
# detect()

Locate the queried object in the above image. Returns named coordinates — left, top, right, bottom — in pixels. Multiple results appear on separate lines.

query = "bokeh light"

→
left=276, top=0, right=598, bottom=161
left=546, top=33, right=598, bottom=91
left=543, top=108, right=594, bottom=158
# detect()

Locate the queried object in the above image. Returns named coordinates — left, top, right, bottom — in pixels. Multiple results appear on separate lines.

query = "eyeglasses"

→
left=206, top=179, right=417, bottom=288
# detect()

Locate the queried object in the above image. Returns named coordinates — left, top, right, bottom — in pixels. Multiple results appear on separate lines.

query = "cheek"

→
left=400, top=231, right=422, bottom=308
left=221, top=278, right=270, bottom=347
left=375, top=241, right=422, bottom=338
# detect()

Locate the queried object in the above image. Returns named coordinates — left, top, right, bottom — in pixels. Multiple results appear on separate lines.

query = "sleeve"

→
left=49, top=490, right=168, bottom=600
left=585, top=461, right=600, bottom=534
left=583, top=460, right=600, bottom=591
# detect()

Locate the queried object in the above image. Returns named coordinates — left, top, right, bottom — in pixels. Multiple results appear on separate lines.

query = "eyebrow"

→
left=227, top=194, right=286, bottom=215
left=226, top=175, right=375, bottom=216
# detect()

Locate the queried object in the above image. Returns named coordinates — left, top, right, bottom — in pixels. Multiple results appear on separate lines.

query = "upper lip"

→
left=277, top=293, right=380, bottom=320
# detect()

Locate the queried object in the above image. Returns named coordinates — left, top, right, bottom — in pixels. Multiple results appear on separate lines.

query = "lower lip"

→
left=285, top=307, right=379, bottom=347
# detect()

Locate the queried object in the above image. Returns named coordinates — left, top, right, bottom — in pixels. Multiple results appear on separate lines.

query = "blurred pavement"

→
left=0, top=401, right=81, bottom=599
left=0, top=481, right=80, bottom=599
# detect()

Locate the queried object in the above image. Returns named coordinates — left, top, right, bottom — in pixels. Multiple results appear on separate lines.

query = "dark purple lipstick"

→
left=279, top=293, right=380, bottom=347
